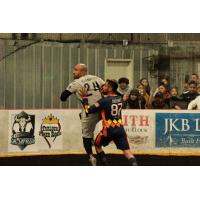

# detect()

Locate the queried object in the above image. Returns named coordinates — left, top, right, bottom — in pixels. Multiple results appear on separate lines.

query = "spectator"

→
left=182, top=73, right=198, bottom=93
left=160, top=76, right=170, bottom=91
left=180, top=80, right=199, bottom=108
left=126, top=89, right=146, bottom=109
left=140, top=78, right=151, bottom=95
left=153, top=75, right=170, bottom=97
left=183, top=82, right=189, bottom=93
left=152, top=84, right=171, bottom=109
left=191, top=73, right=199, bottom=83
left=117, top=77, right=130, bottom=95
left=169, top=87, right=182, bottom=109
left=136, top=83, right=150, bottom=106
left=151, top=92, right=166, bottom=109
left=117, top=77, right=131, bottom=101
left=188, top=95, right=200, bottom=110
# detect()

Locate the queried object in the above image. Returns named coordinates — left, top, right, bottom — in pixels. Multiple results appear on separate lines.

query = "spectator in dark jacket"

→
left=152, top=84, right=171, bottom=109
left=153, top=75, right=170, bottom=97
left=169, top=87, right=182, bottom=109
left=126, top=89, right=146, bottom=109
left=180, top=80, right=199, bottom=109
left=160, top=76, right=170, bottom=92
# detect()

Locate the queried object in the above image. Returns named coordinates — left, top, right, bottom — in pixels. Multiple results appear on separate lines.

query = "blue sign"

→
left=156, top=113, right=200, bottom=147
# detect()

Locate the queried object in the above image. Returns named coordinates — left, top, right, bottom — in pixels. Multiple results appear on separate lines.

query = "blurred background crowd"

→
left=117, top=73, right=200, bottom=109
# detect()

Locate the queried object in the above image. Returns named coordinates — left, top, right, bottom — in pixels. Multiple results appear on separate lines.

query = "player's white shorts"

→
left=80, top=111, right=101, bottom=138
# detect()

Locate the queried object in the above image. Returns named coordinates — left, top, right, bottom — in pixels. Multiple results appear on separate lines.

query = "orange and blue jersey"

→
left=83, top=95, right=129, bottom=150
left=83, top=95, right=123, bottom=128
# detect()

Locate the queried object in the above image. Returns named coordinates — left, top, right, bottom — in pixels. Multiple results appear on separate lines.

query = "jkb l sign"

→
left=156, top=113, right=200, bottom=147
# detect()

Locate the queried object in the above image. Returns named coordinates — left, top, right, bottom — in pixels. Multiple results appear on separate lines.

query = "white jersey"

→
left=188, top=95, right=200, bottom=110
left=66, top=75, right=105, bottom=105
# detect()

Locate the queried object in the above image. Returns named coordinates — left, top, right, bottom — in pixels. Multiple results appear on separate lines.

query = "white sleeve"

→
left=66, top=81, right=79, bottom=93
left=188, top=98, right=197, bottom=110
left=97, top=77, right=105, bottom=87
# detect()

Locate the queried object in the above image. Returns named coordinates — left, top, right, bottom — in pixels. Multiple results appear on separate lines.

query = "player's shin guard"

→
left=128, top=157, right=138, bottom=166
left=96, top=151, right=109, bottom=166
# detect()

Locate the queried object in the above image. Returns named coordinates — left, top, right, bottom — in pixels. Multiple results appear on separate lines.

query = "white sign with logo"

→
left=4, top=109, right=200, bottom=155
left=8, top=110, right=64, bottom=152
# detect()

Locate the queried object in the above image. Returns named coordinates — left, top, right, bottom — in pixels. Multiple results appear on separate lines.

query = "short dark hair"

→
left=188, top=80, right=197, bottom=86
left=158, top=83, right=167, bottom=89
left=118, top=77, right=129, bottom=84
left=192, top=73, right=198, bottom=78
left=106, top=79, right=118, bottom=92
left=130, top=89, right=139, bottom=96
left=170, top=86, right=178, bottom=91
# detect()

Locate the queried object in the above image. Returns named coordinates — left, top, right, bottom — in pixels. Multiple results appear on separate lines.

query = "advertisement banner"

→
left=8, top=110, right=64, bottom=152
left=122, top=110, right=154, bottom=151
left=8, top=110, right=36, bottom=152
left=37, top=112, right=63, bottom=150
left=2, top=109, right=200, bottom=155
left=156, top=112, right=200, bottom=147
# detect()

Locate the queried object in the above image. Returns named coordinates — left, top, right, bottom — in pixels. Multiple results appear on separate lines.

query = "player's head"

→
left=73, top=63, right=88, bottom=79
left=101, top=79, right=118, bottom=94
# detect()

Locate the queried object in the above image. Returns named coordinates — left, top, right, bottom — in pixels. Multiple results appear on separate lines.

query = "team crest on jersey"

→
left=11, top=111, right=35, bottom=150
left=39, top=114, right=61, bottom=148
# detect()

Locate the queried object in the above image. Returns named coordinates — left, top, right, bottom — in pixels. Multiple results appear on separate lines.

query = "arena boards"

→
left=0, top=109, right=200, bottom=157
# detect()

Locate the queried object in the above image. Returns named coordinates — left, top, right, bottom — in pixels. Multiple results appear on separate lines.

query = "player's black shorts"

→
left=95, top=126, right=130, bottom=150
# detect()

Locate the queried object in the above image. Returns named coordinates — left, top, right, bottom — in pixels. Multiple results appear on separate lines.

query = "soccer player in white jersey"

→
left=60, top=63, right=105, bottom=165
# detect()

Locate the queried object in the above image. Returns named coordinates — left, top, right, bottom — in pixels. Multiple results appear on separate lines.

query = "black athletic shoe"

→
left=128, top=157, right=138, bottom=166
left=96, top=151, right=109, bottom=166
